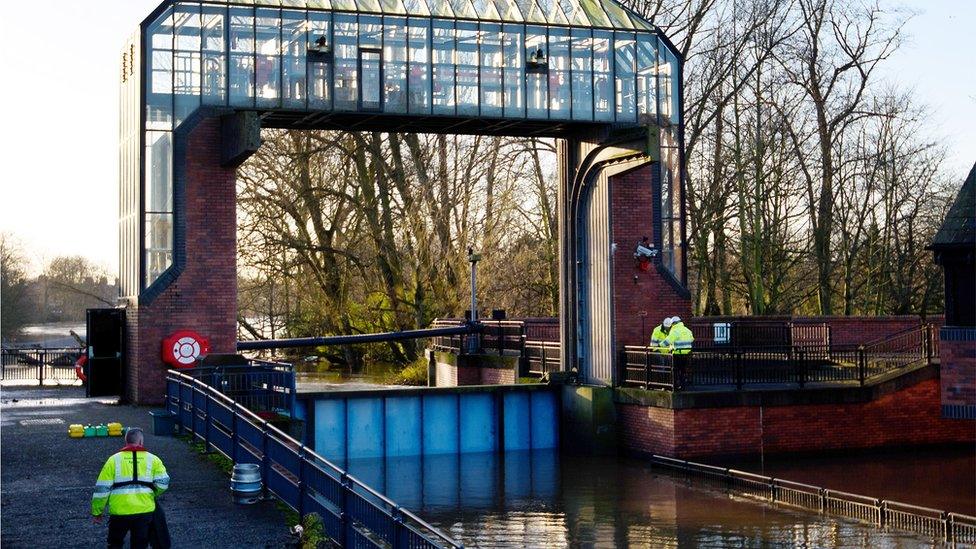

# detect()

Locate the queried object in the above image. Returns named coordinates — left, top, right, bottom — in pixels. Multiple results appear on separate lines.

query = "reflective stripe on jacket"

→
left=92, top=449, right=169, bottom=516
left=665, top=322, right=694, bottom=355
left=649, top=325, right=671, bottom=354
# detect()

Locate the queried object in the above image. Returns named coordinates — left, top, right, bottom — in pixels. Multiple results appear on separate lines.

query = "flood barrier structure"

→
left=296, top=385, right=559, bottom=465
left=165, top=370, right=461, bottom=548
left=649, top=455, right=976, bottom=545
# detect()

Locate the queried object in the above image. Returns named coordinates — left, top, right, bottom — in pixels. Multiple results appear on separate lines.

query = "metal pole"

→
left=466, top=248, right=482, bottom=354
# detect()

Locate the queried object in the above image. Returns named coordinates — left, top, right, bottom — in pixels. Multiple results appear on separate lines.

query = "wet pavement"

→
left=0, top=387, right=289, bottom=548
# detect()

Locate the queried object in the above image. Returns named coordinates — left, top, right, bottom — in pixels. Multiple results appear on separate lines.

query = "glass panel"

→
left=668, top=47, right=680, bottom=125
left=333, top=15, right=358, bottom=110
left=308, top=11, right=332, bottom=109
left=282, top=10, right=307, bottom=108
left=492, top=0, right=522, bottom=21
left=229, top=7, right=256, bottom=107
left=404, top=0, right=430, bottom=16
left=432, top=20, right=455, bottom=115
left=255, top=8, right=281, bottom=107
left=381, top=0, right=407, bottom=14
left=525, top=27, right=547, bottom=118
left=146, top=8, right=174, bottom=131
left=636, top=33, right=656, bottom=121
left=174, top=4, right=201, bottom=126
left=144, top=131, right=173, bottom=214
left=144, top=213, right=174, bottom=288
left=407, top=19, right=431, bottom=114
left=202, top=5, right=227, bottom=105
left=614, top=32, right=635, bottom=122
left=577, top=0, right=610, bottom=29
left=548, top=27, right=570, bottom=119
left=657, top=38, right=674, bottom=124
left=384, top=17, right=408, bottom=113
left=601, top=0, right=635, bottom=29
left=559, top=0, right=589, bottom=26
left=570, top=29, right=592, bottom=120
left=450, top=0, right=478, bottom=19
left=480, top=23, right=503, bottom=117
left=502, top=24, right=524, bottom=118
left=456, top=22, right=479, bottom=116
left=592, top=30, right=612, bottom=121
left=360, top=49, right=382, bottom=110
left=360, top=15, right=382, bottom=48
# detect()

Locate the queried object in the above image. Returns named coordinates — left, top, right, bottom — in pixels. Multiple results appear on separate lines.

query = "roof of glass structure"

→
left=193, top=0, right=657, bottom=31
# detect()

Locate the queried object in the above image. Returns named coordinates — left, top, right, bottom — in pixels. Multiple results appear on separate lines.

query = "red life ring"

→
left=161, top=330, right=210, bottom=369
left=74, top=354, right=87, bottom=382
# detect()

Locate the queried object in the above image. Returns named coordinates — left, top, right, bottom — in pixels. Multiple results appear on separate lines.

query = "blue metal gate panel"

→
left=384, top=396, right=422, bottom=457
left=459, top=393, right=496, bottom=453
left=422, top=394, right=459, bottom=455
left=314, top=399, right=347, bottom=463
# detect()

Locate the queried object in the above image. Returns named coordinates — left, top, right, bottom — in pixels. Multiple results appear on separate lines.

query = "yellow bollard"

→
left=107, top=422, right=123, bottom=436
left=68, top=424, right=85, bottom=438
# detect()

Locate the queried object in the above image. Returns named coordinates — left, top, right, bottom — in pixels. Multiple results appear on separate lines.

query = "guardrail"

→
left=621, top=325, right=934, bottom=390
left=523, top=341, right=561, bottom=377
left=1, top=347, right=83, bottom=385
left=649, top=455, right=976, bottom=544
left=166, top=370, right=462, bottom=549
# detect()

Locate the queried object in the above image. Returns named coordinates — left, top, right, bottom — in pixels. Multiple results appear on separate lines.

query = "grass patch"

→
left=381, top=357, right=429, bottom=386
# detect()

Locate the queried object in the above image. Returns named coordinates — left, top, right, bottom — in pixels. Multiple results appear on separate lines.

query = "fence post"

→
left=925, top=324, right=933, bottom=365
left=797, top=348, right=806, bottom=388
left=339, top=473, right=350, bottom=547
left=644, top=349, right=651, bottom=390
left=858, top=346, right=866, bottom=386
left=297, top=447, right=306, bottom=518
left=877, top=499, right=886, bottom=528
left=203, top=393, right=212, bottom=454
left=261, top=427, right=270, bottom=500
left=943, top=511, right=952, bottom=543
left=38, top=350, right=45, bottom=386
left=392, top=505, right=405, bottom=549
left=735, top=351, right=743, bottom=390
left=541, top=345, right=548, bottom=377
left=231, top=410, right=239, bottom=463
left=820, top=488, right=828, bottom=513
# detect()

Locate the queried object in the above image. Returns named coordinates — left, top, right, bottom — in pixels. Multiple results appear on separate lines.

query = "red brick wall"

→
left=620, top=378, right=975, bottom=460
left=434, top=362, right=516, bottom=386
left=940, top=328, right=976, bottom=410
left=124, top=117, right=239, bottom=404
left=480, top=366, right=516, bottom=385
left=610, top=164, right=691, bottom=348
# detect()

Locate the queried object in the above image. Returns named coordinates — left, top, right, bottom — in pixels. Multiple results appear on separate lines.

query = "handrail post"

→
left=925, top=324, right=933, bottom=365
left=392, top=505, right=405, bottom=549
left=877, top=499, right=886, bottom=527
left=231, top=410, right=239, bottom=463
left=943, top=511, right=952, bottom=542
left=38, top=350, right=45, bottom=386
left=820, top=488, right=828, bottom=513
left=858, top=346, right=866, bottom=386
left=541, top=345, right=547, bottom=377
left=644, top=349, right=651, bottom=390
left=297, top=446, right=306, bottom=518
left=339, top=473, right=350, bottom=547
left=735, top=351, right=743, bottom=390
left=261, top=427, right=270, bottom=500
left=798, top=348, right=806, bottom=388
left=203, top=392, right=212, bottom=454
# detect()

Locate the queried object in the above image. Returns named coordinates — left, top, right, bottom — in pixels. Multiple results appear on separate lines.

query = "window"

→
left=229, top=7, right=255, bottom=107
left=592, top=30, right=612, bottom=121
left=144, top=131, right=173, bottom=287
left=548, top=28, right=570, bottom=119
left=359, top=49, right=382, bottom=110
left=201, top=5, right=226, bottom=105
left=636, top=35, right=656, bottom=120
left=174, top=3, right=201, bottom=125
left=432, top=20, right=455, bottom=114
left=480, top=24, right=503, bottom=117
left=308, top=12, right=332, bottom=109
left=408, top=19, right=431, bottom=114
left=282, top=10, right=308, bottom=109
left=384, top=18, right=408, bottom=113
left=255, top=8, right=281, bottom=107
left=525, top=27, right=547, bottom=118
left=570, top=29, right=592, bottom=120
left=502, top=24, right=524, bottom=118
left=456, top=22, right=479, bottom=116
left=146, top=8, right=174, bottom=130
left=334, top=15, right=358, bottom=111
left=614, top=31, right=635, bottom=122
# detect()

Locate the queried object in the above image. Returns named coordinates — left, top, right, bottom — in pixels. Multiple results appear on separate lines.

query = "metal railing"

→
left=523, top=341, right=561, bottom=377
left=688, top=320, right=832, bottom=350
left=649, top=455, right=976, bottom=545
left=166, top=370, right=462, bottom=549
left=621, top=325, right=934, bottom=391
left=180, top=359, right=296, bottom=417
left=1, top=347, right=83, bottom=385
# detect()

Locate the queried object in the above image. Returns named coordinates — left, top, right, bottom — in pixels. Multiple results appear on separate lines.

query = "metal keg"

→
left=230, top=463, right=262, bottom=504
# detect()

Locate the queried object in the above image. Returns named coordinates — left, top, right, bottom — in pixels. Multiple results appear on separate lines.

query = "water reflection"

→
left=344, top=450, right=932, bottom=547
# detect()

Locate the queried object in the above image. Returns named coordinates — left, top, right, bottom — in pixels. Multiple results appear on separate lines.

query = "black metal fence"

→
left=650, top=455, right=976, bottom=545
left=1, top=347, right=83, bottom=385
left=688, top=320, right=832, bottom=350
left=166, top=370, right=461, bottom=549
left=523, top=341, right=561, bottom=377
left=621, top=325, right=934, bottom=391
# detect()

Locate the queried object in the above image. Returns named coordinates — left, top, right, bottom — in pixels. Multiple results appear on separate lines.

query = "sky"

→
left=0, top=0, right=973, bottom=277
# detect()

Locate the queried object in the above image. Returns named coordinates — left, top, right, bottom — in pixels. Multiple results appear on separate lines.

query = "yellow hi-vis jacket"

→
left=665, top=321, right=694, bottom=355
left=650, top=325, right=671, bottom=353
left=92, top=446, right=169, bottom=516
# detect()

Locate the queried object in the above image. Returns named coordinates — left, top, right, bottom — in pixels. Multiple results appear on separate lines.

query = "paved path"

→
left=1, top=387, right=289, bottom=548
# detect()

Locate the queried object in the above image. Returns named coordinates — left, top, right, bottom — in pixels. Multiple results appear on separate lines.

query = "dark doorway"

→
left=86, top=308, right=125, bottom=398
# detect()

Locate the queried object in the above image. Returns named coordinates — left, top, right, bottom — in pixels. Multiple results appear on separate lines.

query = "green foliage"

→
left=386, top=357, right=428, bottom=386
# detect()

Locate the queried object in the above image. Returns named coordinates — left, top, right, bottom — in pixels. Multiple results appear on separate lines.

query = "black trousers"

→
left=107, top=512, right=153, bottom=549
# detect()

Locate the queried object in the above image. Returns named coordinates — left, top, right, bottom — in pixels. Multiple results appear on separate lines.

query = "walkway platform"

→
left=0, top=387, right=288, bottom=548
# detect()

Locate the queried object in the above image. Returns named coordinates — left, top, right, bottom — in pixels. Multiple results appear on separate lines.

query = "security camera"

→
left=635, top=244, right=658, bottom=259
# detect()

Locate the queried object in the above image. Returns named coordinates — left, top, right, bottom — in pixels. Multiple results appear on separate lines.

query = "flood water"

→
left=342, top=450, right=940, bottom=547
left=723, top=445, right=976, bottom=515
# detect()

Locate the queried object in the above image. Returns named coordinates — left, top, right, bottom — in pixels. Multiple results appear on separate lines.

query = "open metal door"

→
left=85, top=308, right=125, bottom=397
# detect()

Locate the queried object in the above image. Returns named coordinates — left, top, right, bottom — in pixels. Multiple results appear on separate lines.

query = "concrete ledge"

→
left=297, top=382, right=553, bottom=401
left=615, top=363, right=938, bottom=409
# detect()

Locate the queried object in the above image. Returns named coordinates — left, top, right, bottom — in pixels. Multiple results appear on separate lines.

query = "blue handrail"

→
left=165, top=370, right=462, bottom=548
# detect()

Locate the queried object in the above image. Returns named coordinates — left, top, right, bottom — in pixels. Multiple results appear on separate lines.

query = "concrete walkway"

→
left=1, top=387, right=289, bottom=548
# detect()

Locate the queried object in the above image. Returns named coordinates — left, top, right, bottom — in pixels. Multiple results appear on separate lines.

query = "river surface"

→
left=723, top=445, right=975, bottom=515
left=340, top=450, right=946, bottom=547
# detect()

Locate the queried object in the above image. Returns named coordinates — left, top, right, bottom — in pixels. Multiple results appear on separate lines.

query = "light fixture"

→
left=526, top=46, right=548, bottom=72
left=307, top=36, right=332, bottom=60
